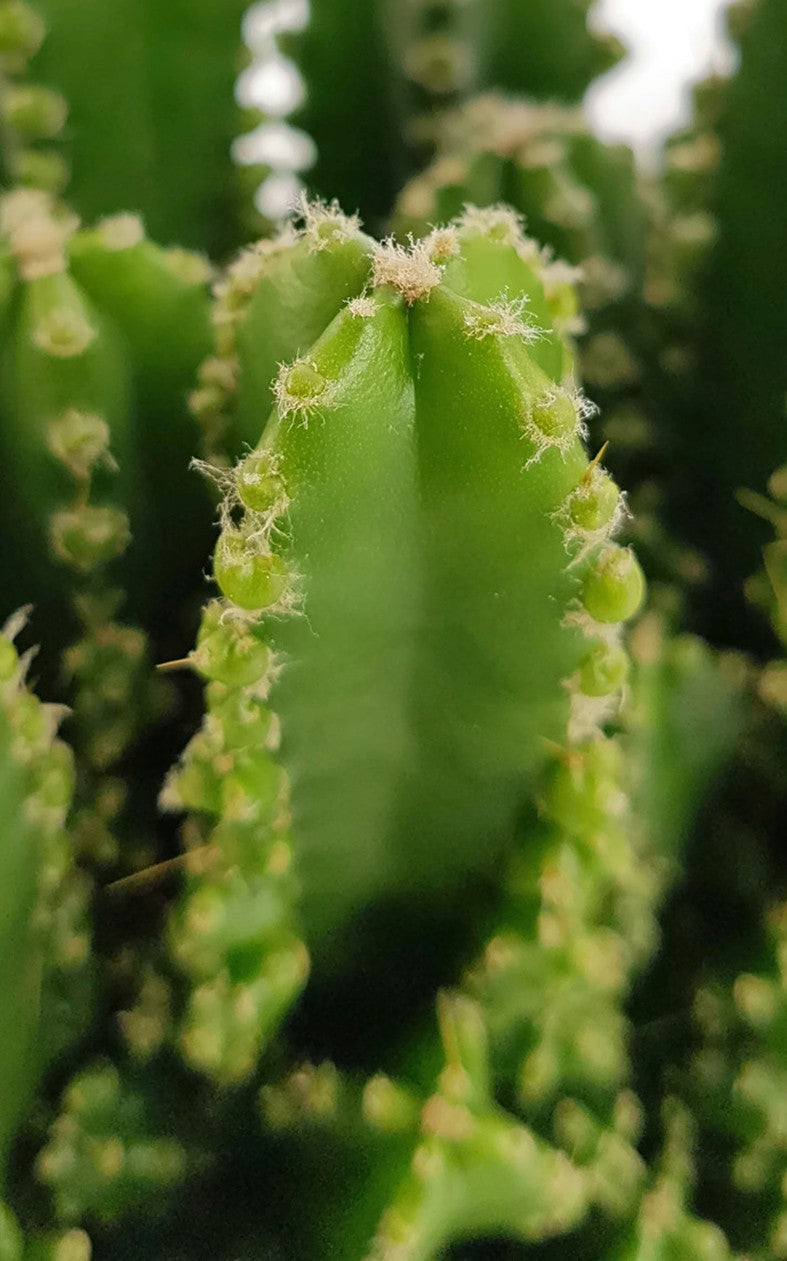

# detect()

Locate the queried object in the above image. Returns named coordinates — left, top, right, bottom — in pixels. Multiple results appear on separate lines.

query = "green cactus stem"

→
left=163, top=202, right=645, bottom=1086
left=0, top=611, right=89, bottom=1186
left=657, top=0, right=787, bottom=646
left=691, top=900, right=787, bottom=1257
left=0, top=191, right=213, bottom=653
left=213, top=618, right=747, bottom=1258
left=15, top=0, right=250, bottom=256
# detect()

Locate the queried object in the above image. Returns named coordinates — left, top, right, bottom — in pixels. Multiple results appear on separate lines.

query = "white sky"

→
left=587, top=0, right=734, bottom=155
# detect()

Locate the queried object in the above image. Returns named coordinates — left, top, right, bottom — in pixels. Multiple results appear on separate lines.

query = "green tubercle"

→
left=36, top=1062, right=188, bottom=1226
left=581, top=546, right=645, bottom=625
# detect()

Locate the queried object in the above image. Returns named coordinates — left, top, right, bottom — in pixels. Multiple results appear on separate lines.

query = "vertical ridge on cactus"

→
left=0, top=190, right=214, bottom=654
left=21, top=0, right=251, bottom=254
left=0, top=612, right=88, bottom=1184
left=654, top=0, right=787, bottom=646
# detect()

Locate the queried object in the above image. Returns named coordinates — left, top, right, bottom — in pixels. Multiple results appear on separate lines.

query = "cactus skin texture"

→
left=10, top=0, right=251, bottom=256
left=0, top=615, right=90, bottom=1187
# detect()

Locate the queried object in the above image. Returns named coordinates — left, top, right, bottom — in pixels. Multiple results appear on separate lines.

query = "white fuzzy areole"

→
left=371, top=238, right=442, bottom=304
left=0, top=189, right=79, bottom=281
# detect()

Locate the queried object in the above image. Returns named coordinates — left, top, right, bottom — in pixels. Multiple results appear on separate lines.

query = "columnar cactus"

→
left=173, top=206, right=644, bottom=1002
left=0, top=1, right=785, bottom=1257
left=392, top=96, right=659, bottom=495
left=0, top=189, right=213, bottom=650
left=652, top=0, right=787, bottom=645
left=10, top=0, right=252, bottom=254
left=392, top=95, right=704, bottom=601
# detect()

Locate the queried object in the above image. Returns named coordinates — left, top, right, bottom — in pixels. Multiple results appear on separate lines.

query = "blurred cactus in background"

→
left=0, top=1, right=785, bottom=1257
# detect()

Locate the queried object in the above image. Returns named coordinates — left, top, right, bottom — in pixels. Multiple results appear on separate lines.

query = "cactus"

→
left=0, top=191, right=213, bottom=641
left=689, top=902, right=787, bottom=1257
left=0, top=1, right=785, bottom=1257
left=3, top=0, right=252, bottom=255
left=174, top=207, right=644, bottom=991
left=279, top=0, right=622, bottom=228
left=650, top=0, right=787, bottom=646
left=0, top=612, right=89, bottom=1184
left=391, top=95, right=708, bottom=608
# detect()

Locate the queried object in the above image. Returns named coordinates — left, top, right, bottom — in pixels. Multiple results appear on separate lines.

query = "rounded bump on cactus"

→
left=363, top=1075, right=421, bottom=1135
left=3, top=83, right=68, bottom=139
left=462, top=293, right=544, bottom=343
left=234, top=449, right=286, bottom=515
left=581, top=545, right=645, bottom=625
left=578, top=640, right=630, bottom=698
left=528, top=386, right=580, bottom=447
left=299, top=195, right=362, bottom=252
left=160, top=246, right=213, bottom=288
left=213, top=532, right=289, bottom=612
left=46, top=410, right=112, bottom=482
left=190, top=603, right=272, bottom=688
left=12, top=147, right=69, bottom=194
left=178, top=941, right=309, bottom=1084
left=260, top=1060, right=342, bottom=1131
left=273, top=356, right=333, bottom=420
left=404, top=32, right=476, bottom=97
left=94, top=213, right=146, bottom=253
left=454, top=202, right=528, bottom=250
left=0, top=1, right=45, bottom=61
left=37, top=1062, right=188, bottom=1225
left=344, top=294, right=377, bottom=320
left=32, top=303, right=96, bottom=358
left=0, top=189, right=79, bottom=281
left=50, top=506, right=131, bottom=573
left=567, top=464, right=621, bottom=534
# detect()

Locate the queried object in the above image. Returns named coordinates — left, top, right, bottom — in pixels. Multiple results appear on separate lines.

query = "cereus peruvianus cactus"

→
left=168, top=203, right=644, bottom=1065
left=1, top=0, right=787, bottom=1256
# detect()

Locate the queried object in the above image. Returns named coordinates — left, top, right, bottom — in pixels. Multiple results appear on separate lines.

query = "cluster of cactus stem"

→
left=0, top=0, right=785, bottom=1257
